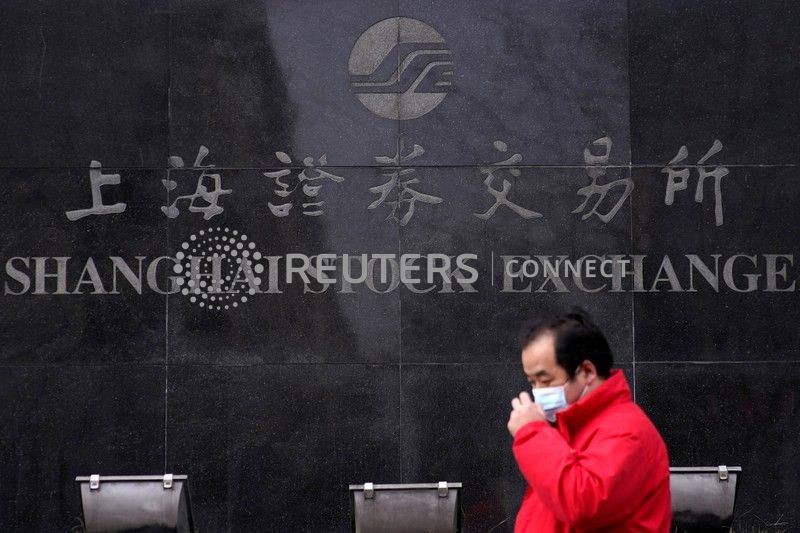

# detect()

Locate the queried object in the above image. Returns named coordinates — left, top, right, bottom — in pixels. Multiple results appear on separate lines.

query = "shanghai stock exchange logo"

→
left=348, top=17, right=453, bottom=120
left=174, top=227, right=264, bottom=311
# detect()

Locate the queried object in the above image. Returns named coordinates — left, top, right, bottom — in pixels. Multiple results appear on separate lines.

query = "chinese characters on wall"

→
left=65, top=137, right=730, bottom=228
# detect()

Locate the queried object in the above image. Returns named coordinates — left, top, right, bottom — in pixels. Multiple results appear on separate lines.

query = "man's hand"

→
left=507, top=391, right=547, bottom=437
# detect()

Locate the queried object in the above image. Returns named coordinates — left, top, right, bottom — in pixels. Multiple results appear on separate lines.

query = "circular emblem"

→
left=174, top=227, right=264, bottom=311
left=348, top=17, right=453, bottom=120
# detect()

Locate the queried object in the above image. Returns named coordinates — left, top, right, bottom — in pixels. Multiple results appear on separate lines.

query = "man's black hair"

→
left=519, top=307, right=614, bottom=378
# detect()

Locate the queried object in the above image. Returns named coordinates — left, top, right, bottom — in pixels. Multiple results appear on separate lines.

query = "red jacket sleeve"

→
left=512, top=419, right=654, bottom=527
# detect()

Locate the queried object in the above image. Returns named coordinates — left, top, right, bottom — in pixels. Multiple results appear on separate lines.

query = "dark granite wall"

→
left=1, top=1, right=798, bottom=531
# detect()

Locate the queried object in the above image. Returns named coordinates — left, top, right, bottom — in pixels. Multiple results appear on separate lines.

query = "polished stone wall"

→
left=1, top=1, right=799, bottom=531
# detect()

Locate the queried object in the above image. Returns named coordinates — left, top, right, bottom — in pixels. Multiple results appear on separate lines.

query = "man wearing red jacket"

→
left=507, top=309, right=671, bottom=532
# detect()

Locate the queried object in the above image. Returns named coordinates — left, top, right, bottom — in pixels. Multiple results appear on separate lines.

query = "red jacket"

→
left=512, top=369, right=671, bottom=532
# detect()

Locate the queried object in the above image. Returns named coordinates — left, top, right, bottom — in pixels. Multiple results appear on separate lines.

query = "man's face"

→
left=521, top=332, right=587, bottom=404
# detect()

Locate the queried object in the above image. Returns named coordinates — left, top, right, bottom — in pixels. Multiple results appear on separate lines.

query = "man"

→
left=507, top=308, right=671, bottom=532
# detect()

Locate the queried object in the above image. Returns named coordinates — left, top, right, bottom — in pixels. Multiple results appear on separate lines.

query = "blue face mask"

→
left=532, top=374, right=591, bottom=422
left=531, top=383, right=569, bottom=422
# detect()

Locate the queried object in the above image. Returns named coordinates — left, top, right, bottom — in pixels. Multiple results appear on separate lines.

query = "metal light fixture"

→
left=75, top=474, right=195, bottom=533
left=670, top=466, right=741, bottom=531
left=350, top=481, right=462, bottom=533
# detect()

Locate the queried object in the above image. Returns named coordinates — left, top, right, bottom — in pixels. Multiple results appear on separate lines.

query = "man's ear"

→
left=581, top=359, right=599, bottom=381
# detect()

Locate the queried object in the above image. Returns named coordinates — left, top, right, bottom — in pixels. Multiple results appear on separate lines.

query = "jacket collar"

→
left=556, top=368, right=632, bottom=435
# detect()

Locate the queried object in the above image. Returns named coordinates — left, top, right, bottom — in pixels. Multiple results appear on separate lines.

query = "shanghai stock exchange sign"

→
left=348, top=17, right=454, bottom=120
